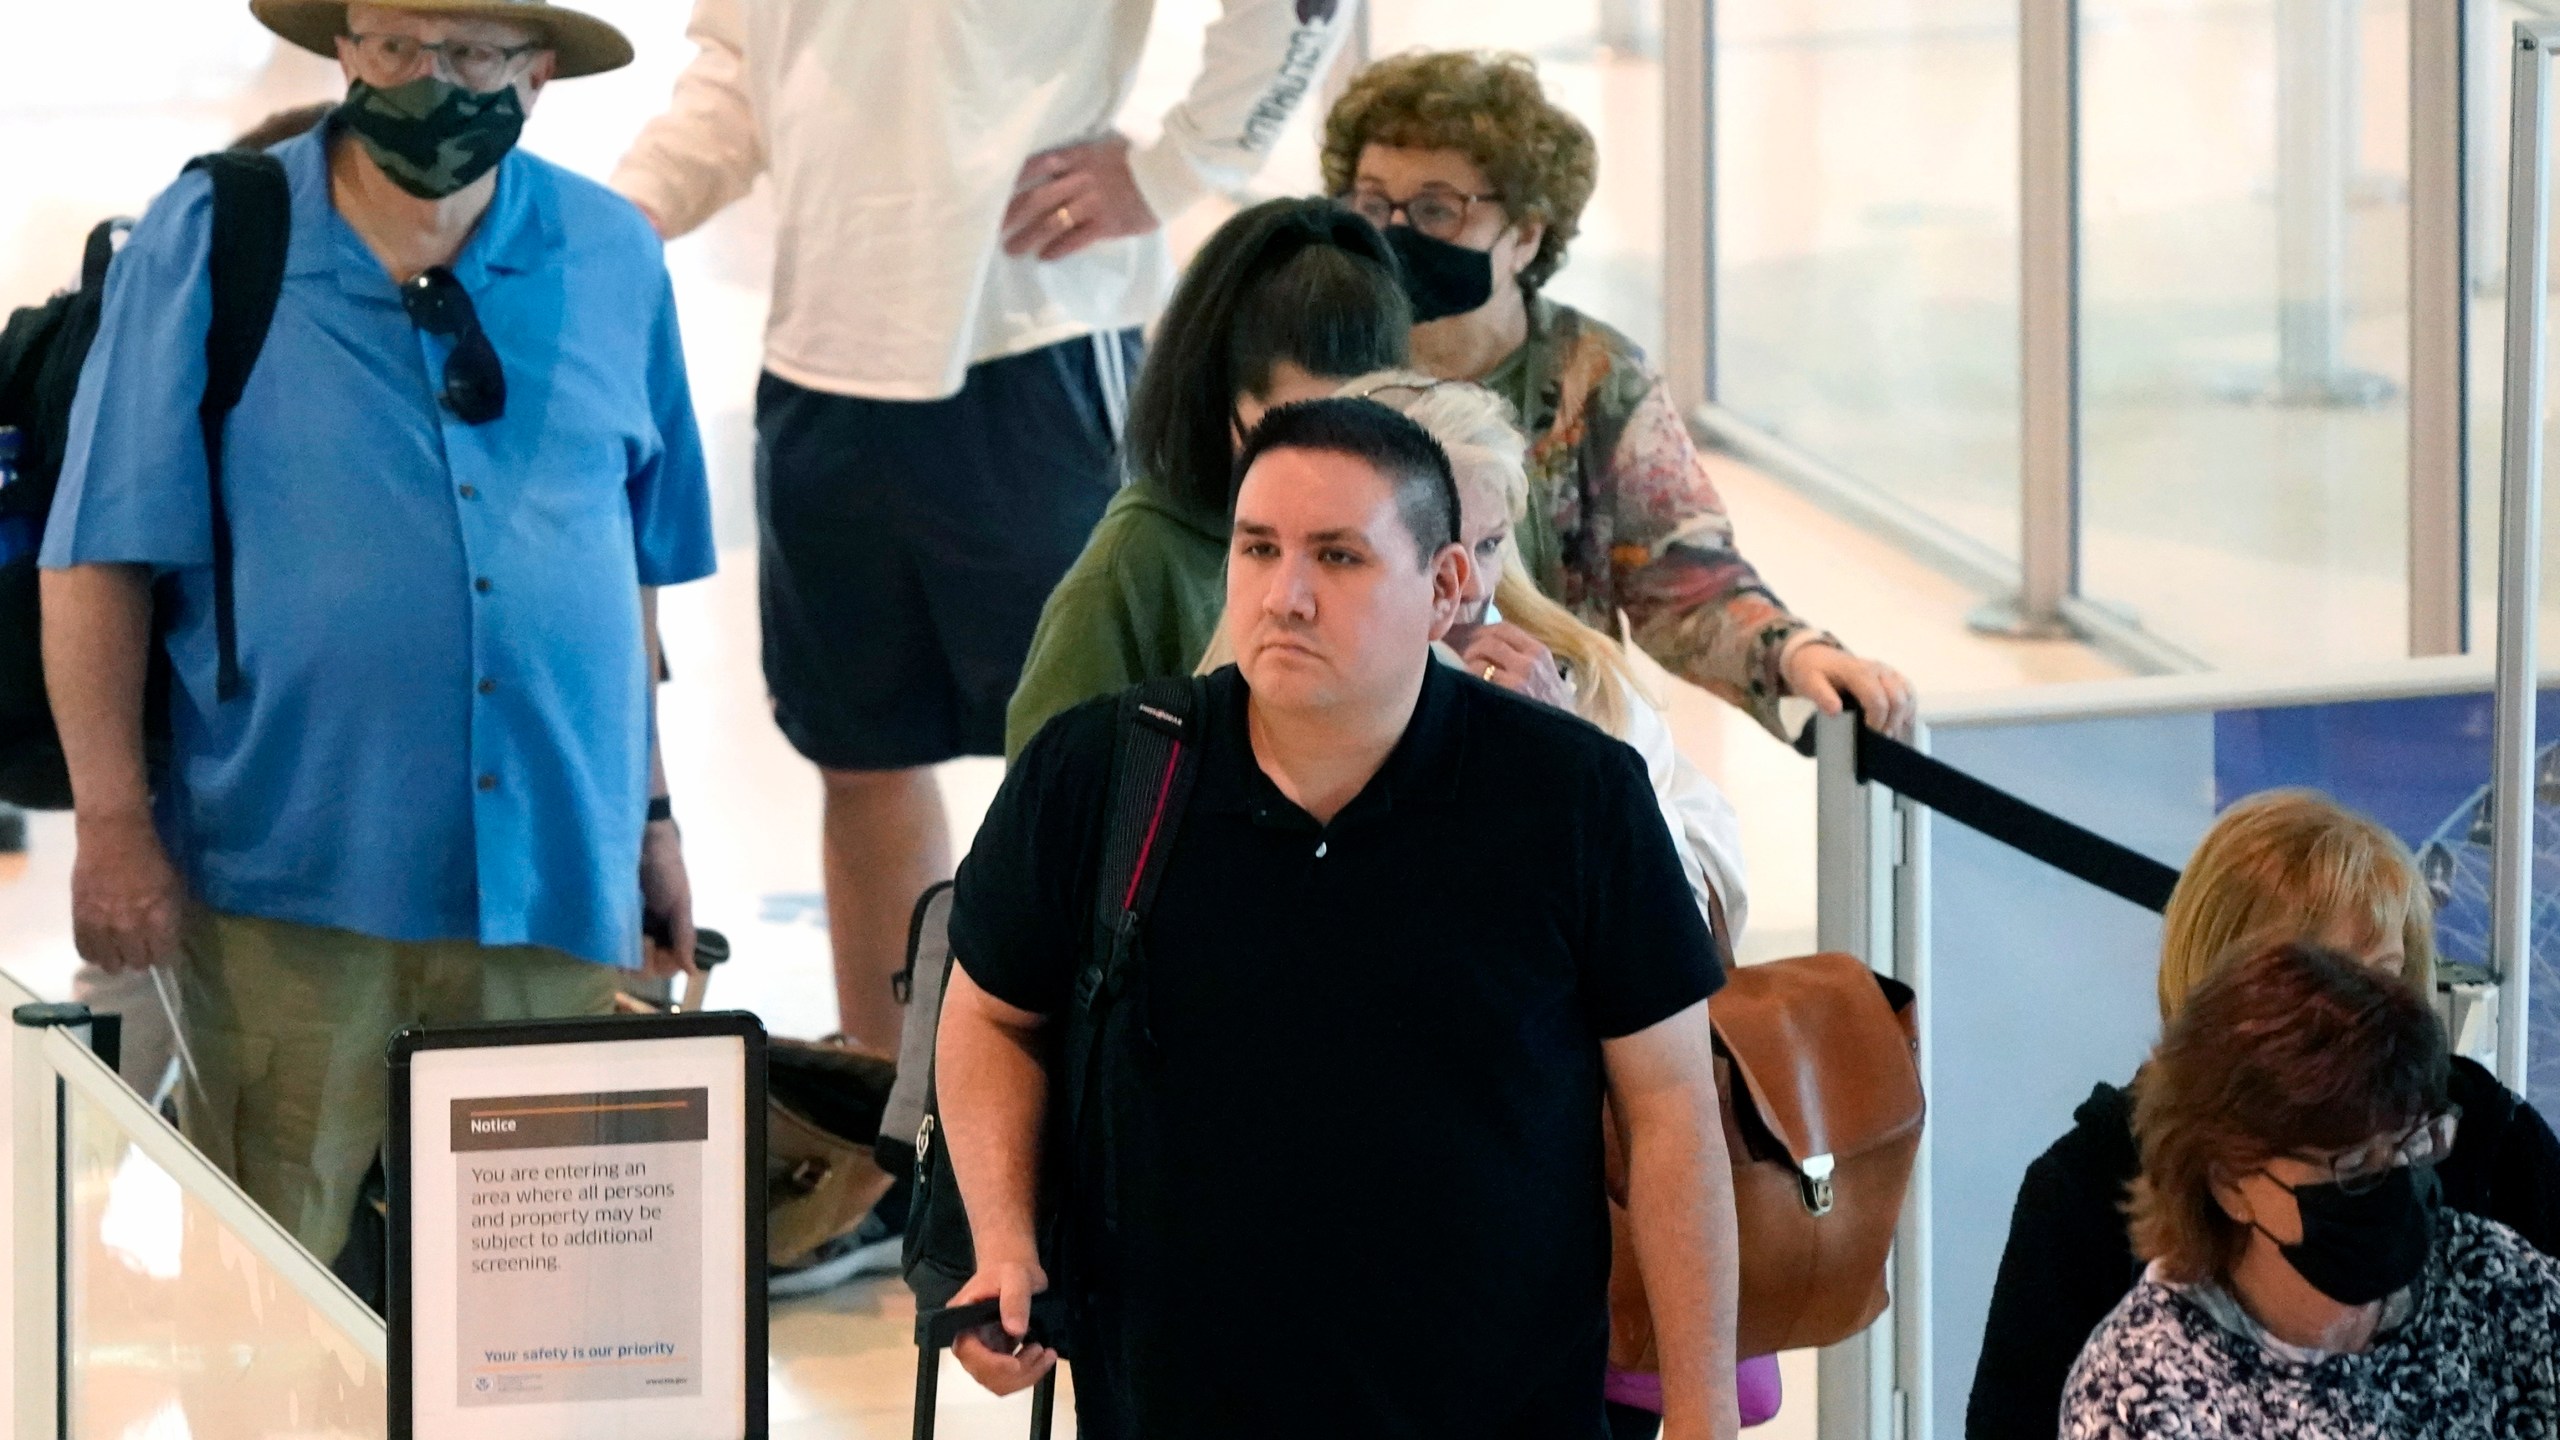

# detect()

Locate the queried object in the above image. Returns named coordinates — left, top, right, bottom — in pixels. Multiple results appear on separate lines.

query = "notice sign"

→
left=454, top=1089, right=707, bottom=1405
left=391, top=1015, right=765, bottom=1440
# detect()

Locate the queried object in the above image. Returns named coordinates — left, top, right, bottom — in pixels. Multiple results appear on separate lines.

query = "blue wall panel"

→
left=1924, top=714, right=2213, bottom=1440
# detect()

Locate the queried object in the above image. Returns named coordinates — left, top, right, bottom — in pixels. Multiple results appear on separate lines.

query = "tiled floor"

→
left=0, top=2, right=2126, bottom=1433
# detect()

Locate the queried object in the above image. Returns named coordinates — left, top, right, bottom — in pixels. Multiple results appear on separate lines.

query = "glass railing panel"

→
left=59, top=1037, right=385, bottom=1440
left=1713, top=0, right=2024, bottom=561
left=2079, top=0, right=2412, bottom=669
left=2465, top=2, right=2560, bottom=662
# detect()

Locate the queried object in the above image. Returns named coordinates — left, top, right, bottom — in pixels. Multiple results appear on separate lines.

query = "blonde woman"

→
left=1967, top=789, right=2560, bottom=1440
left=1204, top=372, right=1747, bottom=937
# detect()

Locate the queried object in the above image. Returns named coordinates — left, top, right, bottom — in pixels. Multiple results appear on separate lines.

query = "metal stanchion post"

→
left=1813, top=709, right=1899, bottom=1440
left=2228, top=0, right=2396, bottom=407
left=11, top=1004, right=93, bottom=1439
left=2490, top=21, right=2556, bottom=1094
left=1597, top=0, right=1659, bottom=58
left=1975, top=0, right=2084, bottom=642
left=2475, top=0, right=2510, bottom=294
left=2411, top=0, right=2473, bottom=657
left=1663, top=0, right=1713, bottom=418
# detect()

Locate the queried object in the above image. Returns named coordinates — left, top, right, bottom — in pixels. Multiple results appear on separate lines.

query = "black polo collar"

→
left=1192, top=660, right=1470, bottom=831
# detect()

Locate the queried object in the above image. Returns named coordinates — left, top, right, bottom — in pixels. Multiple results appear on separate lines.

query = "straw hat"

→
left=251, top=0, right=634, bottom=80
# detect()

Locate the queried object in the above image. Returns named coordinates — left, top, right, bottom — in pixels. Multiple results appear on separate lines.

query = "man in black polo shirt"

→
left=938, top=398, right=1741, bottom=1438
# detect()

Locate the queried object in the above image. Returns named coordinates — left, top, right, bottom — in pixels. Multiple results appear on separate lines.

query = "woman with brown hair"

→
left=1967, top=790, right=2560, bottom=1437
left=2060, top=940, right=2560, bottom=1437
left=1320, top=51, right=1914, bottom=742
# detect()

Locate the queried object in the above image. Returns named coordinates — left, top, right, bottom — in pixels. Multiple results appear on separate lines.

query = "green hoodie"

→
left=1004, top=480, right=1230, bottom=759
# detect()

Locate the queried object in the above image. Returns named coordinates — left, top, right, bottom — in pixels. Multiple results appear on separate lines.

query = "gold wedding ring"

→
left=1482, top=662, right=1500, bottom=683
left=1055, top=205, right=1075, bottom=231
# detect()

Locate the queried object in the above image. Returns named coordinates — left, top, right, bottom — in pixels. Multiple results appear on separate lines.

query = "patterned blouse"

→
left=1479, top=296, right=1827, bottom=738
left=2061, top=1210, right=2560, bottom=1439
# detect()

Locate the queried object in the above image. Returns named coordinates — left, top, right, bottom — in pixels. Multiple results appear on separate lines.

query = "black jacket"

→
left=1964, top=1055, right=2560, bottom=1440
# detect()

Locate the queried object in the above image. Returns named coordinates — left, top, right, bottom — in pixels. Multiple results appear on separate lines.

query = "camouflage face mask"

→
left=338, top=77, right=527, bottom=200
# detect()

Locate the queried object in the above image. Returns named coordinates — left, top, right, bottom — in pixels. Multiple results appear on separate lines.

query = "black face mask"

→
left=338, top=78, right=526, bottom=200
left=1386, top=225, right=1496, bottom=323
left=2260, top=1162, right=2439, bottom=1307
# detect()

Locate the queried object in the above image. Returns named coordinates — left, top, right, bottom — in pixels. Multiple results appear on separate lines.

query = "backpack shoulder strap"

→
left=180, top=150, right=290, bottom=702
left=1078, top=675, right=1208, bottom=1009
left=79, top=218, right=126, bottom=293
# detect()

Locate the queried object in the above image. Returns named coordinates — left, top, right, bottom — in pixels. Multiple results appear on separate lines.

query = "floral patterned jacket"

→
left=1480, top=296, right=1825, bottom=738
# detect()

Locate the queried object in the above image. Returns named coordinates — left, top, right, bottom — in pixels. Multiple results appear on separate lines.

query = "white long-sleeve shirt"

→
left=613, top=0, right=1356, bottom=400
left=1617, top=675, right=1751, bottom=943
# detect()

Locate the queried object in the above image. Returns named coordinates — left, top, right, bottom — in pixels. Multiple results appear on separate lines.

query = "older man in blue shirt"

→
left=39, top=0, right=714, bottom=1266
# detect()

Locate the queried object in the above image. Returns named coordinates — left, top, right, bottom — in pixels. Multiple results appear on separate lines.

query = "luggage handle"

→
left=647, top=924, right=727, bottom=1013
left=915, top=1292, right=1067, bottom=1350
left=912, top=1294, right=1065, bottom=1440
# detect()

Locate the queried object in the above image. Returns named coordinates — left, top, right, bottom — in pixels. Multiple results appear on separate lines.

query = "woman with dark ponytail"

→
left=1002, top=198, right=1411, bottom=757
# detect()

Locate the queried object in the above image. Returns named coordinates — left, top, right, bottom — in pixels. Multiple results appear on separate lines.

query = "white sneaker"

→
left=768, top=1214, right=902, bottom=1299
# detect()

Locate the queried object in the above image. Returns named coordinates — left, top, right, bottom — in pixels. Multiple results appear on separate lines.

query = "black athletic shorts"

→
left=754, top=330, right=1138, bottom=769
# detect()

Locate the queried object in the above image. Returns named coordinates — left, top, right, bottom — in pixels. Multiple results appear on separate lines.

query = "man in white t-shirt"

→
left=613, top=0, right=1355, bottom=1092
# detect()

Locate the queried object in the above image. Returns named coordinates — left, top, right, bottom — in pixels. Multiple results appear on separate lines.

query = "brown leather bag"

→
left=765, top=1038, right=901, bottom=1269
left=615, top=990, right=902, bottom=1269
left=1607, top=950, right=1924, bottom=1365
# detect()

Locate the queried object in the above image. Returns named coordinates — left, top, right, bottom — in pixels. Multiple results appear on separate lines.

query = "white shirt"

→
left=612, top=0, right=1356, bottom=401
left=1617, top=674, right=1752, bottom=942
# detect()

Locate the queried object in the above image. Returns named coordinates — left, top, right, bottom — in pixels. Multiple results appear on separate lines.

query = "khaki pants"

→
left=178, top=910, right=621, bottom=1266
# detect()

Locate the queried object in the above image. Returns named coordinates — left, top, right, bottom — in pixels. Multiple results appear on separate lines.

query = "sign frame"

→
left=387, top=1011, right=768, bottom=1439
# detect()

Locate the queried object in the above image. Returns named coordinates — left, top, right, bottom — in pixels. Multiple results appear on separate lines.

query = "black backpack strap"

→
left=79, top=218, right=125, bottom=293
left=1059, top=676, right=1207, bottom=1136
left=1083, top=677, right=1207, bottom=995
left=181, top=151, right=290, bottom=702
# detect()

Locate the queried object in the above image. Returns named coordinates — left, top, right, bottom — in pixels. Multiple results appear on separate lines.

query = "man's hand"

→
left=640, top=817, right=697, bottom=978
left=1782, top=641, right=1915, bottom=739
left=949, top=1258, right=1058, bottom=1395
left=1449, top=622, right=1575, bottom=711
left=71, top=811, right=185, bottom=974
left=1001, top=134, right=1161, bottom=262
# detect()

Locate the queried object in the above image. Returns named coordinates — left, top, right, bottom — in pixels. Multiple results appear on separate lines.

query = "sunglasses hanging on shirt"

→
left=398, top=266, right=506, bottom=424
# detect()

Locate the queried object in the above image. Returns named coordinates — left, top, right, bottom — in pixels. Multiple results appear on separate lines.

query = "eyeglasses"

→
left=346, top=32, right=545, bottom=91
left=399, top=267, right=506, bottom=425
left=2281, top=1108, right=2462, bottom=1195
left=1338, top=185, right=1504, bottom=243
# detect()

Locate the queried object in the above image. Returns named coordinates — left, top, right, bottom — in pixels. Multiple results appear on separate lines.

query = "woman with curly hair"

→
left=1323, top=51, right=1911, bottom=740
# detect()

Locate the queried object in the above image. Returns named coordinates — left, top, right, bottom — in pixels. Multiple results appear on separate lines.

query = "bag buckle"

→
left=1798, top=1153, right=1836, bottom=1217
left=782, top=1157, right=832, bottom=1197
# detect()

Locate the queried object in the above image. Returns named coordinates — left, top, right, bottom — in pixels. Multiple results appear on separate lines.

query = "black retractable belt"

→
left=1796, top=703, right=2182, bottom=914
